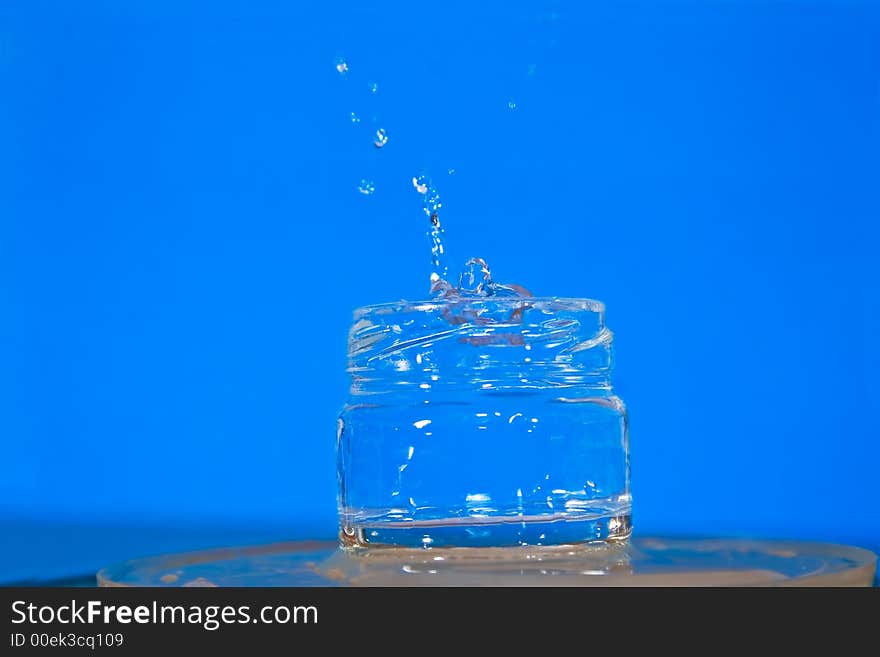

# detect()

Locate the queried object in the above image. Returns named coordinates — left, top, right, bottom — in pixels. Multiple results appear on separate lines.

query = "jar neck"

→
left=348, top=378, right=614, bottom=397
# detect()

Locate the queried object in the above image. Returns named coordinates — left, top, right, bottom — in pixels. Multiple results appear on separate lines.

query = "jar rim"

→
left=353, top=296, right=606, bottom=319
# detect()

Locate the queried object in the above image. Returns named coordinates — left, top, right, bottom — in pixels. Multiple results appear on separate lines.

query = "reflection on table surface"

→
left=98, top=537, right=877, bottom=587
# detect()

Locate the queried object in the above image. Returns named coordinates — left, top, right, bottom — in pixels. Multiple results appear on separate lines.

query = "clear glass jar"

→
left=337, top=297, right=631, bottom=549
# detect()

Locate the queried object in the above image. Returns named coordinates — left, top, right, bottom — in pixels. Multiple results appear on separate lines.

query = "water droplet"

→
left=413, top=174, right=448, bottom=288
left=373, top=128, right=388, bottom=148
left=447, top=168, right=455, bottom=175
left=424, top=189, right=442, bottom=217
left=349, top=111, right=360, bottom=124
left=412, top=175, right=428, bottom=194
left=358, top=179, right=375, bottom=195
left=507, top=100, right=517, bottom=110
left=368, top=81, right=378, bottom=94
left=335, top=58, right=348, bottom=75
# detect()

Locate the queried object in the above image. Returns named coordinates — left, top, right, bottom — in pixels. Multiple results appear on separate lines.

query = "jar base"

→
left=340, top=512, right=632, bottom=549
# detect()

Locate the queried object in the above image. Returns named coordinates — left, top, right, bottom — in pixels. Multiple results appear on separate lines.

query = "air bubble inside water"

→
left=336, top=59, right=349, bottom=75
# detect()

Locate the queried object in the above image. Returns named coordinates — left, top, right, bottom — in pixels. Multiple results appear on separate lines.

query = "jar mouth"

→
left=353, top=297, right=606, bottom=320
left=348, top=296, right=613, bottom=394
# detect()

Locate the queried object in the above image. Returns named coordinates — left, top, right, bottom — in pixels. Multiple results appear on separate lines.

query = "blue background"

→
left=2, top=1, right=878, bottom=582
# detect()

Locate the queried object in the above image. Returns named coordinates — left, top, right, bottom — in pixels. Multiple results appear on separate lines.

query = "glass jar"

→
left=337, top=297, right=631, bottom=549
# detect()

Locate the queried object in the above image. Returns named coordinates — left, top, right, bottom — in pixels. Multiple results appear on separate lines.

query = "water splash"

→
left=413, top=173, right=531, bottom=300
left=333, top=59, right=530, bottom=302
left=458, top=257, right=492, bottom=295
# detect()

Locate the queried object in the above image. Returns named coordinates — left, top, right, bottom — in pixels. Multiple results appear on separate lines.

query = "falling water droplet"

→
left=414, top=174, right=448, bottom=288
left=358, top=179, right=375, bottom=195
left=447, top=168, right=455, bottom=175
left=373, top=128, right=389, bottom=148
left=507, top=100, right=517, bottom=110
left=423, top=187, right=442, bottom=218
left=412, top=176, right=428, bottom=195
left=350, top=112, right=361, bottom=124
left=335, top=58, right=349, bottom=75
left=368, top=81, right=378, bottom=94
